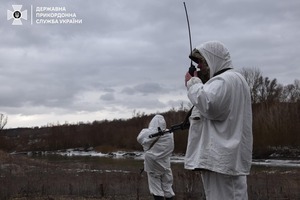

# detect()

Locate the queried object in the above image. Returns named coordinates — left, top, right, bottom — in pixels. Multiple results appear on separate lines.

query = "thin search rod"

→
left=183, top=2, right=193, bottom=66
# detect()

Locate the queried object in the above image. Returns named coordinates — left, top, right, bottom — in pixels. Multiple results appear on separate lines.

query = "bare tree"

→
left=0, top=113, right=8, bottom=131
left=240, top=67, right=262, bottom=104
left=257, top=76, right=282, bottom=103
left=281, top=79, right=300, bottom=102
left=292, top=79, right=300, bottom=102
left=240, top=67, right=283, bottom=104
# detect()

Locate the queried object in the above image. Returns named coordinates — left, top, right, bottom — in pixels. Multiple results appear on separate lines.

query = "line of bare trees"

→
left=0, top=68, right=299, bottom=157
left=240, top=67, right=299, bottom=104
left=240, top=67, right=299, bottom=157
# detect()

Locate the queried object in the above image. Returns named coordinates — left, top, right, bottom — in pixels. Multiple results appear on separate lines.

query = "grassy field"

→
left=0, top=151, right=299, bottom=200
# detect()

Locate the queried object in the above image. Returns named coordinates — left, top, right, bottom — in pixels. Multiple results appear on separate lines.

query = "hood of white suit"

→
left=196, top=41, right=233, bottom=78
left=148, top=114, right=166, bottom=130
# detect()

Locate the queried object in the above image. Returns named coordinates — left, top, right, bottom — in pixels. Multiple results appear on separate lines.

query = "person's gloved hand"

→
left=185, top=71, right=202, bottom=89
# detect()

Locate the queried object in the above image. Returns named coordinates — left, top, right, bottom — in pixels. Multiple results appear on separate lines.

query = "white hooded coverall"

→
left=185, top=41, right=253, bottom=200
left=137, top=115, right=175, bottom=198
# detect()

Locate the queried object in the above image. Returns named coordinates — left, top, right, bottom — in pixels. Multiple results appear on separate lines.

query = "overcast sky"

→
left=1, top=0, right=299, bottom=128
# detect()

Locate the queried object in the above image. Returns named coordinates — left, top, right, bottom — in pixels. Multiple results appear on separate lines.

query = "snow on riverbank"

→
left=13, top=148, right=300, bottom=168
left=252, top=159, right=300, bottom=168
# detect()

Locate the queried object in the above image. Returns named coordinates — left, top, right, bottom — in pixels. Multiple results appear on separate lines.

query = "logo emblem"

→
left=7, top=5, right=28, bottom=25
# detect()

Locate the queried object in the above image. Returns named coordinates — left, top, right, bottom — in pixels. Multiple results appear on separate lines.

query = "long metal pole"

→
left=183, top=2, right=193, bottom=66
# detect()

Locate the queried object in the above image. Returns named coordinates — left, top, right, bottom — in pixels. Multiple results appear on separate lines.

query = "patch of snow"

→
left=15, top=149, right=300, bottom=168
left=252, top=159, right=300, bottom=168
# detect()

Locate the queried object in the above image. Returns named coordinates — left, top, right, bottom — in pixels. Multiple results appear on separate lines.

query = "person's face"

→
left=195, top=57, right=210, bottom=83
left=197, top=59, right=209, bottom=73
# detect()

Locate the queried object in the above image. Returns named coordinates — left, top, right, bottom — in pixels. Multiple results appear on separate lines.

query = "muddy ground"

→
left=0, top=151, right=299, bottom=200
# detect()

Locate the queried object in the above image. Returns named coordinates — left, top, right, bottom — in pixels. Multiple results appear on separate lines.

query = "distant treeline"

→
left=0, top=109, right=188, bottom=153
left=0, top=68, right=299, bottom=157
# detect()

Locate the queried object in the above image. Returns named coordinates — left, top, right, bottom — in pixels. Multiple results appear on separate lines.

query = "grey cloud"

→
left=121, top=87, right=135, bottom=95
left=100, top=93, right=115, bottom=101
left=121, top=82, right=166, bottom=95
left=1, top=0, right=299, bottom=128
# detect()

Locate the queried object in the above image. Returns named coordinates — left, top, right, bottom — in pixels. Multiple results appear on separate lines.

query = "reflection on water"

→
left=18, top=148, right=300, bottom=168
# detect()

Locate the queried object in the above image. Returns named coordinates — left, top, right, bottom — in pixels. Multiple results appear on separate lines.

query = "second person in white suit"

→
left=137, top=114, right=175, bottom=200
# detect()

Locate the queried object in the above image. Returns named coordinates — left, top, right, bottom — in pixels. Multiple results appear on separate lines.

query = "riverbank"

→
left=1, top=150, right=300, bottom=199
left=12, top=148, right=300, bottom=168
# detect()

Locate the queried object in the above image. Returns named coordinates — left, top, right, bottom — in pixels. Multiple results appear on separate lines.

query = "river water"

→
left=20, top=148, right=300, bottom=168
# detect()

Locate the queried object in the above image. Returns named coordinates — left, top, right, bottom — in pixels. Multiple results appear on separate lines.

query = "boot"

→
left=166, top=197, right=174, bottom=200
left=153, top=195, right=164, bottom=200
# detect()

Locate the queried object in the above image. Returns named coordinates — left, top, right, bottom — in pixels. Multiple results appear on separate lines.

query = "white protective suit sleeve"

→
left=187, top=76, right=231, bottom=121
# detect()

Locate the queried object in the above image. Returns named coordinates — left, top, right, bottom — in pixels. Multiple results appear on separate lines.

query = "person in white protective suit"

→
left=184, top=41, right=253, bottom=200
left=137, top=114, right=175, bottom=200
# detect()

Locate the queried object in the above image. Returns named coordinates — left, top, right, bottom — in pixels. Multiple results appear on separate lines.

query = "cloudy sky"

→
left=1, top=0, right=299, bottom=128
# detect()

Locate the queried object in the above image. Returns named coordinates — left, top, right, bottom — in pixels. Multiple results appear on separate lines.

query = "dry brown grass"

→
left=1, top=153, right=299, bottom=200
left=0, top=150, right=9, bottom=160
